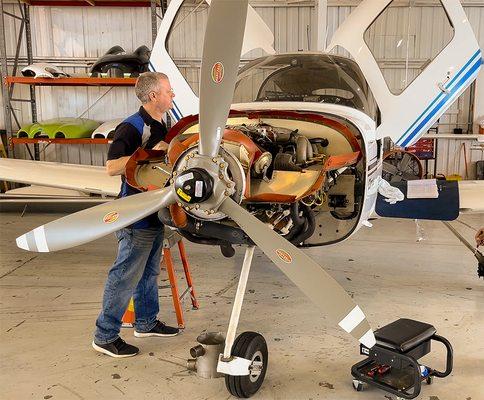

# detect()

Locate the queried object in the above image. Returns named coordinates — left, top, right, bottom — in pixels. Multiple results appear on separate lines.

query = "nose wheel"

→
left=218, top=247, right=268, bottom=398
left=225, top=331, right=268, bottom=398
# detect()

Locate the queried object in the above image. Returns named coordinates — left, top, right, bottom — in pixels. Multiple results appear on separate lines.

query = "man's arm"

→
left=106, top=142, right=166, bottom=176
left=106, top=156, right=131, bottom=176
left=106, top=122, right=139, bottom=176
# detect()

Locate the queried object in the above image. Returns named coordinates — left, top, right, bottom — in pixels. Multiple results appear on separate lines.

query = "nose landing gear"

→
left=215, top=246, right=269, bottom=398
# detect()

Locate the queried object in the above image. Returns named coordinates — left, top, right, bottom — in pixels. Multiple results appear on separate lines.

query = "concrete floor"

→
left=0, top=211, right=483, bottom=400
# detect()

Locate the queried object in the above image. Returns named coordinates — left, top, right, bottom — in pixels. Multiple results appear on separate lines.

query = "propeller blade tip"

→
left=16, top=234, right=29, bottom=251
left=359, top=329, right=376, bottom=348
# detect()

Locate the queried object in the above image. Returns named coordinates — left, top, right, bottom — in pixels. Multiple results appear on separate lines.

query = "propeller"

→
left=14, top=0, right=375, bottom=348
left=198, top=0, right=249, bottom=158
left=16, top=187, right=176, bottom=252
left=220, top=197, right=375, bottom=348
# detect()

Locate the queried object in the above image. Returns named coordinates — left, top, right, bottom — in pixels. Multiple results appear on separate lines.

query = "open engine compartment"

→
left=163, top=110, right=367, bottom=251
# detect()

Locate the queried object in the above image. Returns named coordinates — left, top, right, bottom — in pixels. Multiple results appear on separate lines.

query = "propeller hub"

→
left=171, top=147, right=245, bottom=221
left=174, top=168, right=214, bottom=204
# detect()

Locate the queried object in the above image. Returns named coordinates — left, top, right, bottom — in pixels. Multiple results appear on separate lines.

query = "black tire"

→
left=225, top=331, right=268, bottom=398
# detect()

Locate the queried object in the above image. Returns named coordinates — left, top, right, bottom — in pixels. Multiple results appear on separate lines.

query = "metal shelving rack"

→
left=0, top=0, right=167, bottom=160
left=11, top=137, right=111, bottom=145
left=5, top=76, right=138, bottom=86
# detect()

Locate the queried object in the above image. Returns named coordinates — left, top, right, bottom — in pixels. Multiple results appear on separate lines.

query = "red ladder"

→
left=121, top=229, right=199, bottom=329
left=161, top=229, right=199, bottom=329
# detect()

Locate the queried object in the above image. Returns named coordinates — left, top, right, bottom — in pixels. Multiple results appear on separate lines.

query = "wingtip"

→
left=359, top=329, right=376, bottom=348
left=16, top=234, right=29, bottom=251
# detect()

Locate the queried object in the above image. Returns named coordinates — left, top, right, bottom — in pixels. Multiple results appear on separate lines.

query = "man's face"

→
left=148, top=78, right=175, bottom=113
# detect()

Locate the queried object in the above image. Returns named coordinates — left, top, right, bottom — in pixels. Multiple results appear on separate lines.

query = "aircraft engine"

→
left=227, top=123, right=330, bottom=176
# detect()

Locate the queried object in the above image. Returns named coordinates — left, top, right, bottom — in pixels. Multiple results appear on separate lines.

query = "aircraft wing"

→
left=375, top=179, right=484, bottom=220
left=458, top=180, right=484, bottom=213
left=0, top=158, right=120, bottom=197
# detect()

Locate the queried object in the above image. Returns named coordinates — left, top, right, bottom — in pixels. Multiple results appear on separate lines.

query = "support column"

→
left=23, top=4, right=40, bottom=160
left=150, top=0, right=158, bottom=47
left=315, top=0, right=328, bottom=52
left=0, top=1, right=13, bottom=154
left=24, top=5, right=36, bottom=124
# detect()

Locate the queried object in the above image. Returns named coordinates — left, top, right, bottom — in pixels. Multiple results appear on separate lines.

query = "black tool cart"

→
left=351, top=318, right=453, bottom=399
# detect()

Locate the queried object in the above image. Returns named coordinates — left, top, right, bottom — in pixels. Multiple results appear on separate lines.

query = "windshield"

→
left=234, top=53, right=378, bottom=119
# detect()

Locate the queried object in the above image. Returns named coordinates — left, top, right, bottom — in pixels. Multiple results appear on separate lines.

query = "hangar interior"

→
left=0, top=0, right=483, bottom=399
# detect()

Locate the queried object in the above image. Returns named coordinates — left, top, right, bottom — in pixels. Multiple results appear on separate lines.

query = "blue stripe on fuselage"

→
left=400, top=55, right=481, bottom=147
left=397, top=49, right=481, bottom=146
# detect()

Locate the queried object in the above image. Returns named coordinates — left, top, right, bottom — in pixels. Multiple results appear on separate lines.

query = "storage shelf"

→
left=4, top=76, right=137, bottom=87
left=423, top=134, right=483, bottom=140
left=11, top=137, right=112, bottom=145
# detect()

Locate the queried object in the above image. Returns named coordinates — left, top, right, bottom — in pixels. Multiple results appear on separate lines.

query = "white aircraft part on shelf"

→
left=21, top=63, right=69, bottom=78
left=91, top=119, right=123, bottom=139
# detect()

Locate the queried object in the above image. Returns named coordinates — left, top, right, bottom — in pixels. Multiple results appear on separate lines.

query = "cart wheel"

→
left=426, top=375, right=434, bottom=385
left=352, top=379, right=364, bottom=392
left=225, top=332, right=268, bottom=398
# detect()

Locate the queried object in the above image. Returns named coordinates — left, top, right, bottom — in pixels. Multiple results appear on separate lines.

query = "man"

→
left=92, top=72, right=180, bottom=358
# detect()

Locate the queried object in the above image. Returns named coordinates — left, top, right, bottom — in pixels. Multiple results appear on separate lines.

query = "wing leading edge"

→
left=0, top=159, right=120, bottom=197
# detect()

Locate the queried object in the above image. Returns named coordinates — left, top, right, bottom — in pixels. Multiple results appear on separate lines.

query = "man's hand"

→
left=476, top=228, right=484, bottom=248
left=152, top=141, right=169, bottom=151
left=106, top=156, right=130, bottom=176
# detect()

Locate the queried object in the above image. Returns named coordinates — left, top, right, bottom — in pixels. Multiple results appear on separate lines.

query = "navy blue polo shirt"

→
left=108, top=106, right=168, bottom=228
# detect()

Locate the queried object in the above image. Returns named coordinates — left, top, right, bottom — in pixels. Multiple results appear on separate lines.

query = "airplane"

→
left=1, top=0, right=483, bottom=397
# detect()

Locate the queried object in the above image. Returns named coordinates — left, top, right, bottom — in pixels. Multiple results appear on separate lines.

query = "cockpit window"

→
left=234, top=54, right=378, bottom=119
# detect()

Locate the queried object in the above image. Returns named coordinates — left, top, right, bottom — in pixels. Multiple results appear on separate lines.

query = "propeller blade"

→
left=198, top=0, right=249, bottom=158
left=220, top=197, right=376, bottom=348
left=16, top=187, right=176, bottom=252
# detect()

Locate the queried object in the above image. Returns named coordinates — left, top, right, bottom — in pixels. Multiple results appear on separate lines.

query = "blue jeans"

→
left=94, top=227, right=164, bottom=344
